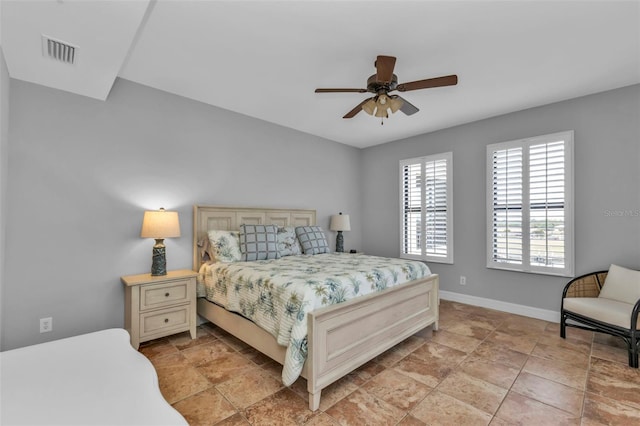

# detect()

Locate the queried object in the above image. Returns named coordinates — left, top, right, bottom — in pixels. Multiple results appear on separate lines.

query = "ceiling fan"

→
left=315, top=55, right=457, bottom=123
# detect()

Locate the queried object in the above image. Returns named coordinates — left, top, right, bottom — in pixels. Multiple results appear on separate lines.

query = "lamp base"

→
left=151, top=239, right=167, bottom=276
left=335, top=231, right=344, bottom=253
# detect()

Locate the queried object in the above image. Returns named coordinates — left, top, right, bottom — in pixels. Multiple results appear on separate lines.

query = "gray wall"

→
left=0, top=48, right=9, bottom=344
left=2, top=78, right=362, bottom=350
left=361, top=84, right=640, bottom=312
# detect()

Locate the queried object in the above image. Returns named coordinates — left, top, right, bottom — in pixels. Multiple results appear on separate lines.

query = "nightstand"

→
left=121, top=269, right=198, bottom=349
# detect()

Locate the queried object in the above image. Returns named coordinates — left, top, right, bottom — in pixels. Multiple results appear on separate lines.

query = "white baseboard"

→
left=439, top=290, right=561, bottom=323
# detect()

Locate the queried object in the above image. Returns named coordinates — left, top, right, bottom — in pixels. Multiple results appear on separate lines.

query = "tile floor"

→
left=140, top=300, right=640, bottom=425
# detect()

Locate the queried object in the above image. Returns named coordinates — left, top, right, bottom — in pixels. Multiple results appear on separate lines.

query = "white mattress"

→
left=0, top=328, right=187, bottom=425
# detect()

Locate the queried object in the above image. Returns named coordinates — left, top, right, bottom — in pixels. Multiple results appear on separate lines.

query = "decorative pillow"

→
left=599, top=264, right=640, bottom=303
left=277, top=227, right=303, bottom=257
left=207, top=230, right=242, bottom=263
left=239, top=224, right=279, bottom=261
left=295, top=226, right=330, bottom=255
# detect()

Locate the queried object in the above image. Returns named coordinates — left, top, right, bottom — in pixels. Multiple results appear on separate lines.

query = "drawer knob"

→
left=164, top=318, right=169, bottom=323
left=165, top=292, right=170, bottom=297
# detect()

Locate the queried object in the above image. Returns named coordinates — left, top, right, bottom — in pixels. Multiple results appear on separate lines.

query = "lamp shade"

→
left=330, top=213, right=351, bottom=232
left=140, top=208, right=181, bottom=239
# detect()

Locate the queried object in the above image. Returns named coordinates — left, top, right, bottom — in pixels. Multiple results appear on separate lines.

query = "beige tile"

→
left=494, top=392, right=581, bottom=425
left=239, top=346, right=274, bottom=366
left=396, top=415, right=426, bottom=426
left=395, top=335, right=428, bottom=355
left=139, top=338, right=178, bottom=359
left=485, top=330, right=538, bottom=354
left=243, top=388, right=313, bottom=426
left=214, top=413, right=251, bottom=425
left=216, top=366, right=283, bottom=409
left=303, top=412, right=341, bottom=426
left=436, top=371, right=508, bottom=415
left=409, top=341, right=469, bottom=364
left=152, top=353, right=212, bottom=404
left=431, top=329, right=483, bottom=353
left=168, top=327, right=216, bottom=350
left=181, top=339, right=236, bottom=366
left=171, top=388, right=236, bottom=425
left=317, top=375, right=359, bottom=412
left=511, top=372, right=584, bottom=416
left=522, top=355, right=588, bottom=391
left=591, top=341, right=629, bottom=364
left=374, top=345, right=410, bottom=367
left=460, top=353, right=521, bottom=389
left=500, top=315, right=550, bottom=333
left=196, top=352, right=256, bottom=385
left=325, top=388, right=405, bottom=426
left=587, top=358, right=640, bottom=409
left=135, top=301, right=640, bottom=425
left=583, top=392, right=640, bottom=425
left=593, top=332, right=627, bottom=348
left=544, top=322, right=594, bottom=343
left=362, top=368, right=433, bottom=411
left=411, top=390, right=492, bottom=426
left=531, top=341, right=590, bottom=368
left=443, top=319, right=494, bottom=339
left=473, top=341, right=529, bottom=369
left=394, top=353, right=458, bottom=388
left=536, top=332, right=592, bottom=356
left=344, top=359, right=386, bottom=386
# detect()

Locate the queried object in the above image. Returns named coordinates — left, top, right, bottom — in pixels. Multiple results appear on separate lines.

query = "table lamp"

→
left=330, top=212, right=351, bottom=253
left=140, top=208, right=181, bottom=276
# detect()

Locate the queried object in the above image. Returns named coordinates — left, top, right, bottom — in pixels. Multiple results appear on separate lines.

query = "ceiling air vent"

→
left=42, top=35, right=78, bottom=65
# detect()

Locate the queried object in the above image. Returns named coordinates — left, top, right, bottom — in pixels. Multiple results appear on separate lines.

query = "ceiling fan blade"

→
left=343, top=97, right=373, bottom=119
left=396, top=74, right=458, bottom=92
left=375, top=55, right=396, bottom=84
left=315, top=88, right=368, bottom=93
left=396, top=96, right=419, bottom=116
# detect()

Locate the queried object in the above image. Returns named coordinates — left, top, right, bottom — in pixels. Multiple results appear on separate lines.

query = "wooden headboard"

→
left=192, top=205, right=317, bottom=270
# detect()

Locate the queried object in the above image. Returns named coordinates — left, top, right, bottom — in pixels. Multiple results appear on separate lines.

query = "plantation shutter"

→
left=400, top=152, right=453, bottom=263
left=529, top=141, right=565, bottom=269
left=490, top=147, right=523, bottom=265
left=487, top=131, right=573, bottom=276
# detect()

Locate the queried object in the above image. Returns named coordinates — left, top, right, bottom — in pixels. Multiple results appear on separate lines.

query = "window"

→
left=487, top=131, right=574, bottom=276
left=400, top=152, right=453, bottom=263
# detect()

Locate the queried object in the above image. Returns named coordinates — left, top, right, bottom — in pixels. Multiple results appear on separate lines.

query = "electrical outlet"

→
left=40, top=317, right=53, bottom=333
left=460, top=276, right=467, bottom=286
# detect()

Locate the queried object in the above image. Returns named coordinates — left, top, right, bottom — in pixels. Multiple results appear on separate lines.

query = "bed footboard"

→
left=306, top=274, right=439, bottom=410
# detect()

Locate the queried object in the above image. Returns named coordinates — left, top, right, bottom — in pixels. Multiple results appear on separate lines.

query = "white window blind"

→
left=400, top=152, right=453, bottom=263
left=487, top=131, right=574, bottom=276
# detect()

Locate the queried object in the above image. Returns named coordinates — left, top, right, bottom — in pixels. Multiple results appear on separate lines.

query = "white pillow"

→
left=207, top=230, right=242, bottom=263
left=277, top=227, right=302, bottom=257
left=598, top=264, right=640, bottom=303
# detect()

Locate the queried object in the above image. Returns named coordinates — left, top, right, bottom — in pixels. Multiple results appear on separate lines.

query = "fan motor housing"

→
left=367, top=74, right=398, bottom=93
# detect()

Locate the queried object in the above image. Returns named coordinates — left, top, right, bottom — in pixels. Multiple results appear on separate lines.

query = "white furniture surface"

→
left=0, top=328, right=187, bottom=425
left=122, top=269, right=198, bottom=349
left=193, top=205, right=439, bottom=411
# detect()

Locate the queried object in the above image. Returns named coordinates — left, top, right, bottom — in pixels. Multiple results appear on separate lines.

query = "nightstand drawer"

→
left=140, top=306, right=190, bottom=337
left=140, top=280, right=189, bottom=310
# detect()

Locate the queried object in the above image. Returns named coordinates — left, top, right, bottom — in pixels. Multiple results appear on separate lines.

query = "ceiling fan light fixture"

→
left=389, top=96, right=403, bottom=113
left=362, top=99, right=376, bottom=115
left=374, top=105, right=388, bottom=118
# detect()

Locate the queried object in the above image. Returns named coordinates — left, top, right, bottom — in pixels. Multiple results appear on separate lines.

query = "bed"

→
left=193, top=205, right=439, bottom=411
left=0, top=328, right=187, bottom=425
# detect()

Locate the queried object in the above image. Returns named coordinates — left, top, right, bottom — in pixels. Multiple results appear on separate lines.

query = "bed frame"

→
left=193, top=205, right=439, bottom=411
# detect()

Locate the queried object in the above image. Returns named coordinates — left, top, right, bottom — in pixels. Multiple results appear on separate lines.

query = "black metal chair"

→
left=561, top=269, right=639, bottom=368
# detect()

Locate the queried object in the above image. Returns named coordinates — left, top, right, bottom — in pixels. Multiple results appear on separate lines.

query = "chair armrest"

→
left=632, top=298, right=640, bottom=332
left=562, top=271, right=608, bottom=299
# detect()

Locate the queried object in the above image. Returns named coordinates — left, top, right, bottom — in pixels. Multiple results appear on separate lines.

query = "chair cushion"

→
left=598, top=264, right=640, bottom=303
left=564, top=297, right=639, bottom=329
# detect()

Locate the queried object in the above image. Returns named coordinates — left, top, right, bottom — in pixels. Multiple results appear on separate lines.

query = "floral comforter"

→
left=197, top=253, right=431, bottom=385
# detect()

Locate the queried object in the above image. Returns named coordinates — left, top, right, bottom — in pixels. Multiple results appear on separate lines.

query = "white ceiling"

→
left=2, top=1, right=639, bottom=148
